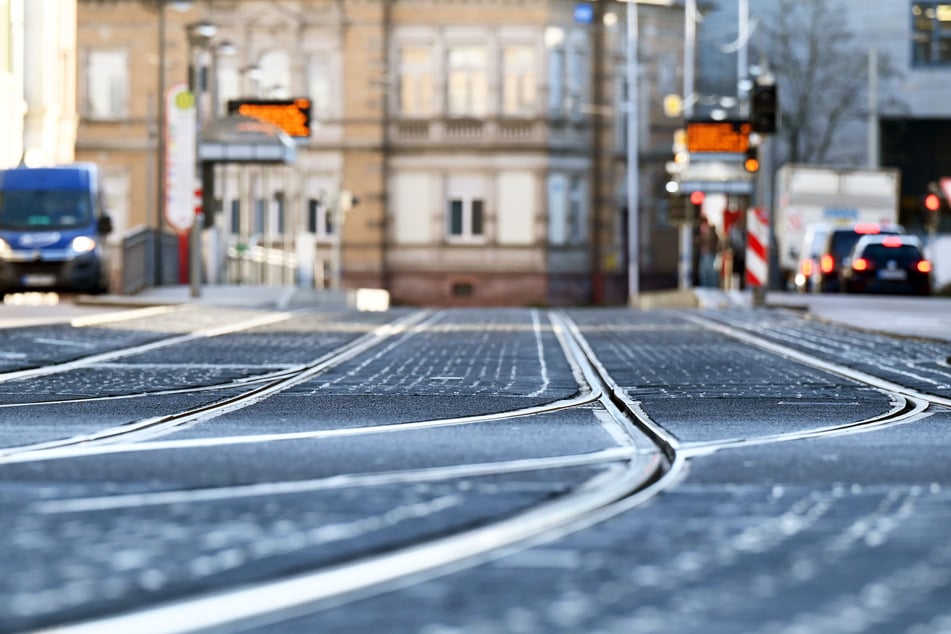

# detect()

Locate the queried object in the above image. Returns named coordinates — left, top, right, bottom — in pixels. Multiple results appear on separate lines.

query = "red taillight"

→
left=917, top=260, right=933, bottom=274
left=820, top=254, right=835, bottom=274
left=801, top=259, right=815, bottom=276
left=851, top=257, right=871, bottom=272
left=854, top=223, right=880, bottom=234
left=882, top=236, right=903, bottom=247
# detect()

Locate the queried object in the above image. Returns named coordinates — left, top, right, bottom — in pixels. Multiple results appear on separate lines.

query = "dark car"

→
left=815, top=223, right=903, bottom=293
left=839, top=234, right=932, bottom=296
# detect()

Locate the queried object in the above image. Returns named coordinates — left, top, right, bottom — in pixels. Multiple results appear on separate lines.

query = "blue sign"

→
left=822, top=207, right=859, bottom=221
left=574, top=3, right=594, bottom=24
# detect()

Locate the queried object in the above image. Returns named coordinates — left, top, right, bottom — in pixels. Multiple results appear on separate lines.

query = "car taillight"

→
left=854, top=223, right=880, bottom=234
left=851, top=257, right=871, bottom=272
left=917, top=260, right=933, bottom=274
left=801, top=259, right=815, bottom=276
left=882, top=236, right=903, bottom=247
left=820, top=254, right=835, bottom=274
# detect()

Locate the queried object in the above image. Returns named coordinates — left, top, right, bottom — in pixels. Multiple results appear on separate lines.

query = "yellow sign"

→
left=686, top=121, right=751, bottom=153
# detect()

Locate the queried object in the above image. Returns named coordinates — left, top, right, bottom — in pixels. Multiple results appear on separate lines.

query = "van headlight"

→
left=70, top=236, right=97, bottom=254
left=0, top=238, right=12, bottom=258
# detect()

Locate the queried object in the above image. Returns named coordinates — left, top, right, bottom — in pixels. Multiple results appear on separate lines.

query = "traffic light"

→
left=924, top=192, right=941, bottom=212
left=668, top=193, right=688, bottom=224
left=744, top=146, right=760, bottom=173
left=924, top=185, right=945, bottom=233
left=751, top=83, right=778, bottom=134
left=689, top=191, right=705, bottom=219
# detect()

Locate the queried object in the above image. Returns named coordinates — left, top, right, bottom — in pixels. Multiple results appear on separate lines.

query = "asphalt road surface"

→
left=0, top=295, right=949, bottom=633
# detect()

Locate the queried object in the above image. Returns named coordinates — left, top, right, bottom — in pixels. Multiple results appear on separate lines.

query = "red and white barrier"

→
left=746, top=207, right=769, bottom=288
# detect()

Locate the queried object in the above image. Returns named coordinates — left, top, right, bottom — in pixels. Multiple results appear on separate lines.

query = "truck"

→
left=775, top=164, right=900, bottom=287
left=0, top=163, right=113, bottom=296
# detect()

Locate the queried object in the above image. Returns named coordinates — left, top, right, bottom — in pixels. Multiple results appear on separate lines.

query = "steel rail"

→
left=0, top=310, right=436, bottom=461
left=0, top=310, right=295, bottom=384
left=2, top=309, right=608, bottom=464
left=27, top=309, right=939, bottom=633
left=34, top=312, right=671, bottom=634
left=693, top=312, right=951, bottom=410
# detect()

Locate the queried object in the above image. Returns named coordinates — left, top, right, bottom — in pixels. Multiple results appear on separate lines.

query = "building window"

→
left=84, top=49, right=128, bottom=120
left=274, top=192, right=285, bottom=235
left=548, top=174, right=567, bottom=245
left=254, top=199, right=266, bottom=235
left=308, top=197, right=335, bottom=237
left=502, top=45, right=536, bottom=116
left=548, top=48, right=565, bottom=115
left=258, top=50, right=291, bottom=98
left=568, top=176, right=587, bottom=244
left=447, top=197, right=484, bottom=239
left=912, top=3, right=951, bottom=65
left=230, top=200, right=241, bottom=236
left=399, top=46, right=434, bottom=117
left=447, top=46, right=488, bottom=117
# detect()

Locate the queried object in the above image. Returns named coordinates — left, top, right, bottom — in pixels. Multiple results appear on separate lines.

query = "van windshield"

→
left=0, top=189, right=93, bottom=230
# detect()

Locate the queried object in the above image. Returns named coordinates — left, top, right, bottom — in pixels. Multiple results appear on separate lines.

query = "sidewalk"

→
left=75, top=285, right=384, bottom=311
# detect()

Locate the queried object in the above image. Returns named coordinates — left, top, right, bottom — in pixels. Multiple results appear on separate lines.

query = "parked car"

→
left=793, top=222, right=830, bottom=293
left=814, top=223, right=904, bottom=293
left=839, top=234, right=932, bottom=296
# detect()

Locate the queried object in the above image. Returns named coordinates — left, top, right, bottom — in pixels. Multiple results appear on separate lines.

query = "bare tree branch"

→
left=753, top=0, right=902, bottom=165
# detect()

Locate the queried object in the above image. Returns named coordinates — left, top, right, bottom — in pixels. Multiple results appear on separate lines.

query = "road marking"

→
left=525, top=309, right=551, bottom=398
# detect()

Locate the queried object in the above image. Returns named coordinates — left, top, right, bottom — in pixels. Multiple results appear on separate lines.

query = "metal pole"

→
left=186, top=22, right=216, bottom=298
left=737, top=0, right=749, bottom=117
left=684, top=0, right=696, bottom=120
left=189, top=42, right=203, bottom=298
left=867, top=47, right=879, bottom=169
left=156, top=2, right=166, bottom=285
left=679, top=0, right=697, bottom=289
left=626, top=0, right=640, bottom=303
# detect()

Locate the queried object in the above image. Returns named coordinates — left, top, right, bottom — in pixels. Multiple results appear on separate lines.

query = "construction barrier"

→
left=746, top=207, right=769, bottom=288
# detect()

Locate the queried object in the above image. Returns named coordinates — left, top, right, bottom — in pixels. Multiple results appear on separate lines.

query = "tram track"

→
left=0, top=310, right=435, bottom=460
left=12, top=307, right=950, bottom=634
left=0, top=309, right=294, bottom=384
left=30, top=311, right=672, bottom=634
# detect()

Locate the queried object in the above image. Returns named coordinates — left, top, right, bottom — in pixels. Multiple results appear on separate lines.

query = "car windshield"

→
left=0, top=189, right=93, bottom=230
left=860, top=243, right=922, bottom=265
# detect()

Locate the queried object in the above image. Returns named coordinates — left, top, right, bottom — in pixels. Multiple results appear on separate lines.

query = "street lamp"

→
left=185, top=20, right=218, bottom=298
left=625, top=0, right=640, bottom=303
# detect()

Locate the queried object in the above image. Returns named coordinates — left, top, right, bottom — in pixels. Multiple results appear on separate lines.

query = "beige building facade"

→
left=1, top=0, right=78, bottom=169
left=76, top=0, right=684, bottom=305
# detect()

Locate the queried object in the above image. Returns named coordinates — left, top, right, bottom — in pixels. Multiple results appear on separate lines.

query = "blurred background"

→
left=1, top=0, right=949, bottom=305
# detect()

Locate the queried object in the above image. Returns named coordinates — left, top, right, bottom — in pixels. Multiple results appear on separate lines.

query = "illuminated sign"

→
left=227, top=98, right=312, bottom=138
left=574, top=4, right=594, bottom=24
left=686, top=120, right=751, bottom=154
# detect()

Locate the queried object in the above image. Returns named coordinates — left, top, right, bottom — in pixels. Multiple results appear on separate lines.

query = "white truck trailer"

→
left=774, top=165, right=901, bottom=286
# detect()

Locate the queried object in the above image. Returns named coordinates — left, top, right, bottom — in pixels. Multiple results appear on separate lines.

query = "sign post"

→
left=165, top=83, right=197, bottom=283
